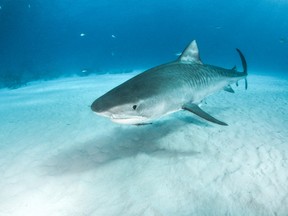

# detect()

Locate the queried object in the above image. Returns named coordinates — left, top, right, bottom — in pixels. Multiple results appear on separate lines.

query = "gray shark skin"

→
left=91, top=40, right=247, bottom=126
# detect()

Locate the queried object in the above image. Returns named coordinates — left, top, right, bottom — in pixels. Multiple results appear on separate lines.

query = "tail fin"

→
left=236, top=48, right=248, bottom=89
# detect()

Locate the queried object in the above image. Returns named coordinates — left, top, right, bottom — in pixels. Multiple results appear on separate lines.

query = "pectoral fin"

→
left=182, top=103, right=228, bottom=126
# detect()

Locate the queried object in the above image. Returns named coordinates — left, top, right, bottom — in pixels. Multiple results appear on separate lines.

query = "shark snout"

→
left=91, top=99, right=106, bottom=113
left=91, top=98, right=117, bottom=121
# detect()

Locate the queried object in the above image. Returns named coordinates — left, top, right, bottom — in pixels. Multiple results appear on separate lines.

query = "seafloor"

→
left=0, top=73, right=287, bottom=216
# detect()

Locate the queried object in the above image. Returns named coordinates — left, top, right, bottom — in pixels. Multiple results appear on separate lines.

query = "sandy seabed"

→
left=0, top=73, right=287, bottom=216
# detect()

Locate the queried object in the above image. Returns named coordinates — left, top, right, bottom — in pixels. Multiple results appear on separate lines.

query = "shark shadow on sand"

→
left=43, top=117, right=205, bottom=175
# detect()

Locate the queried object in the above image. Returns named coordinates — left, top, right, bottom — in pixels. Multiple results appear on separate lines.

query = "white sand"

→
left=0, top=73, right=287, bottom=216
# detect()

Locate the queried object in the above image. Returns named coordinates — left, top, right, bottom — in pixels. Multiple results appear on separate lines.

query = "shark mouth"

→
left=110, top=115, right=148, bottom=125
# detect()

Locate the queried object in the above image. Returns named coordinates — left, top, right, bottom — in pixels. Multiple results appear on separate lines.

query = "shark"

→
left=91, top=40, right=247, bottom=126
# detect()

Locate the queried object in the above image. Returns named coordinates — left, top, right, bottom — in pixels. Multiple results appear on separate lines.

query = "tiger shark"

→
left=91, top=40, right=247, bottom=126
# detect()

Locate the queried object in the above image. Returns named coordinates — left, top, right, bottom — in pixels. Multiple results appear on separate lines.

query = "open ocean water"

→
left=0, top=0, right=287, bottom=87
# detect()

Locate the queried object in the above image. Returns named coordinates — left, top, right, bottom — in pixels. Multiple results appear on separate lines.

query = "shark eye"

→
left=132, top=105, right=137, bottom=110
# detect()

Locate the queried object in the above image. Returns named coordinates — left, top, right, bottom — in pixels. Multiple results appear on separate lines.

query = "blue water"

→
left=0, top=0, right=287, bottom=88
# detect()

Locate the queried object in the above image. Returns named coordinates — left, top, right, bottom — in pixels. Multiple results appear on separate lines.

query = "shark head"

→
left=91, top=100, right=149, bottom=124
left=91, top=84, right=164, bottom=124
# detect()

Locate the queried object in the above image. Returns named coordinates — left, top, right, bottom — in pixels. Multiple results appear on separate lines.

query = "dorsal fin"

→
left=178, top=40, right=202, bottom=64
